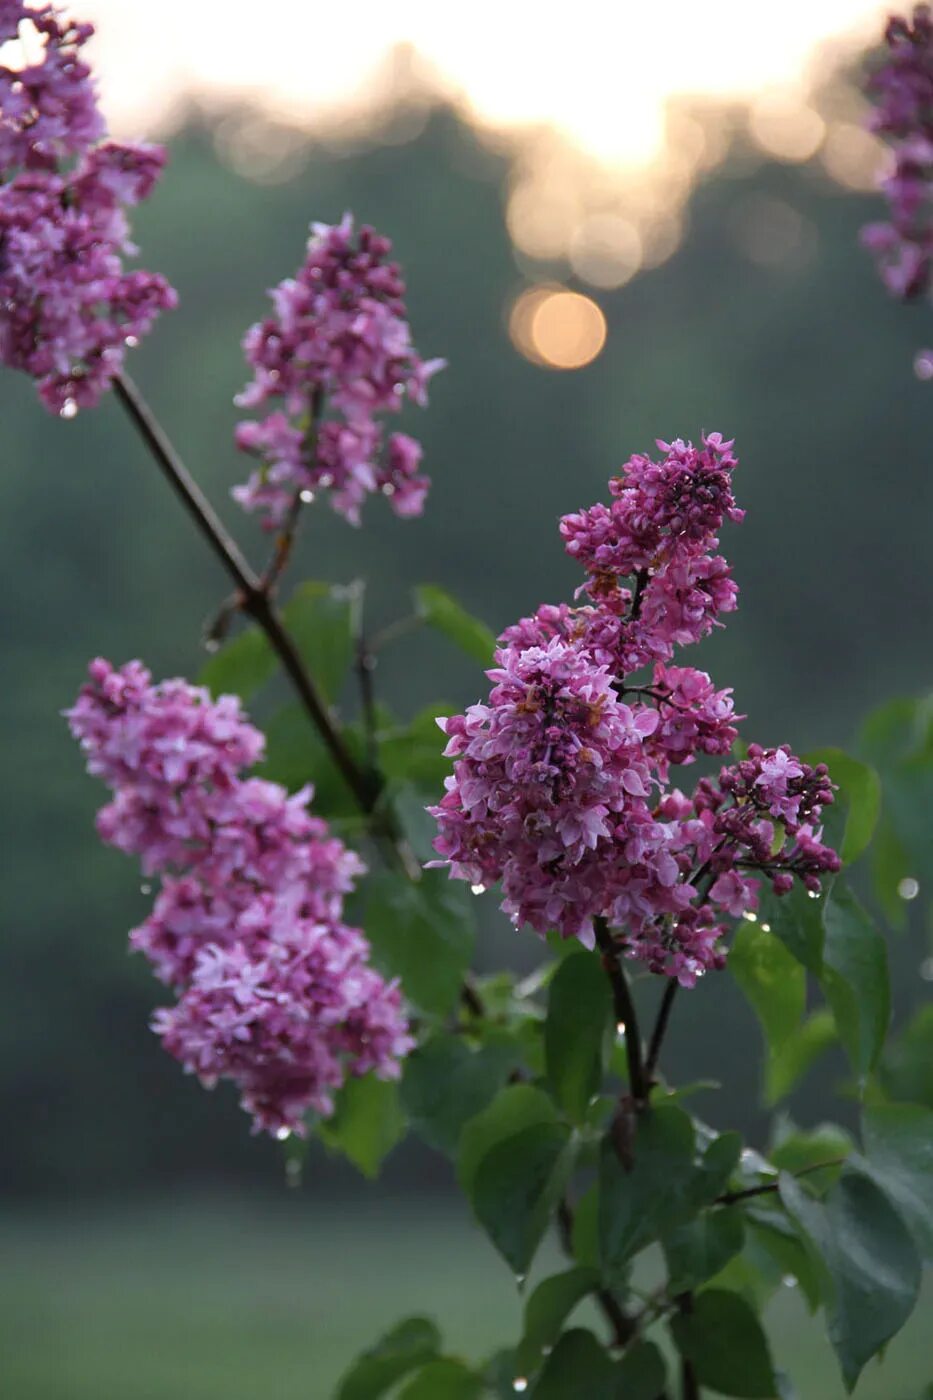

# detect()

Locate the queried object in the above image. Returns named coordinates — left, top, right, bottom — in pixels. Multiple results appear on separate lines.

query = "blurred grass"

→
left=1, top=1194, right=931, bottom=1399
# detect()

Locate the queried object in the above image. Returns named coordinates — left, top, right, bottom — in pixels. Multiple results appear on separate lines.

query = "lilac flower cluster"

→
left=862, top=6, right=933, bottom=301
left=66, top=658, right=412, bottom=1136
left=233, top=214, right=443, bottom=528
left=0, top=2, right=175, bottom=411
left=430, top=436, right=840, bottom=986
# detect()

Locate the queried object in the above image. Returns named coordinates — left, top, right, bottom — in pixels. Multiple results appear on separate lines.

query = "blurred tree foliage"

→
left=3, top=100, right=932, bottom=1194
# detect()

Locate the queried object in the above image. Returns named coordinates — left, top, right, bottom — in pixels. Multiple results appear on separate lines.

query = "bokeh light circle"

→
left=509, top=286, right=607, bottom=369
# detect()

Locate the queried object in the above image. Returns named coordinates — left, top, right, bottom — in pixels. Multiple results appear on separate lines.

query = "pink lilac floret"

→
left=66, top=658, right=412, bottom=1135
left=234, top=213, right=443, bottom=528
left=0, top=3, right=176, bottom=408
left=861, top=7, right=933, bottom=303
left=430, top=435, right=840, bottom=986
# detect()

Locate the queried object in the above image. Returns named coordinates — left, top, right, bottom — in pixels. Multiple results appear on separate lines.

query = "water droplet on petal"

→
left=470, top=883, right=486, bottom=896
left=140, top=882, right=152, bottom=895
left=513, top=1380, right=528, bottom=1393
left=616, top=1021, right=626, bottom=1037
left=898, top=877, right=920, bottom=901
left=299, top=488, right=314, bottom=504
left=782, top=1273, right=798, bottom=1289
left=381, top=482, right=396, bottom=496
left=59, top=398, right=77, bottom=419
left=808, top=890, right=820, bottom=900
left=276, top=1127, right=291, bottom=1142
left=914, top=349, right=933, bottom=380
left=919, top=957, right=933, bottom=982
left=124, top=334, right=139, bottom=348
left=744, top=911, right=758, bottom=923
left=514, top=1273, right=526, bottom=1289
left=759, top=922, right=771, bottom=933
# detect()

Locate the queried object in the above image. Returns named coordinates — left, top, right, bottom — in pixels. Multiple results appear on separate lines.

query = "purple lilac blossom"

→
left=233, top=214, right=442, bottom=528
left=430, top=436, right=840, bottom=987
left=862, top=6, right=933, bottom=301
left=66, top=658, right=412, bottom=1135
left=0, top=2, right=175, bottom=410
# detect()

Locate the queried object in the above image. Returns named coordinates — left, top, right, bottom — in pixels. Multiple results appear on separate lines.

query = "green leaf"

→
left=458, top=1085, right=559, bottom=1198
left=199, top=626, right=275, bottom=702
left=401, top=1032, right=519, bottom=1155
left=820, top=883, right=890, bottom=1082
left=395, top=1359, right=483, bottom=1399
left=757, top=879, right=828, bottom=975
left=598, top=1104, right=697, bottom=1283
left=780, top=1165, right=922, bottom=1391
left=384, top=780, right=441, bottom=863
left=364, top=870, right=475, bottom=1016
left=882, top=1004, right=933, bottom=1108
left=528, top=1330, right=616, bottom=1399
left=863, top=1102, right=933, bottom=1263
left=693, top=1130, right=744, bottom=1203
left=729, top=921, right=805, bottom=1090
left=544, top=950, right=612, bottom=1123
left=670, top=1289, right=777, bottom=1398
left=571, top=1184, right=599, bottom=1268
left=483, top=1350, right=521, bottom=1399
left=614, top=1340, right=668, bottom=1399
left=765, top=1009, right=836, bottom=1107
left=770, top=1122, right=852, bottom=1176
left=859, top=695, right=926, bottom=767
left=515, top=1266, right=600, bottom=1376
left=870, top=814, right=912, bottom=928
left=379, top=704, right=455, bottom=792
left=257, top=703, right=369, bottom=819
left=472, top=1120, right=572, bottom=1275
left=664, top=1209, right=745, bottom=1293
left=414, top=584, right=496, bottom=665
left=317, top=1074, right=403, bottom=1178
left=805, top=747, right=880, bottom=866
left=745, top=1213, right=822, bottom=1311
left=336, top=1316, right=441, bottom=1400
left=282, top=579, right=358, bottom=703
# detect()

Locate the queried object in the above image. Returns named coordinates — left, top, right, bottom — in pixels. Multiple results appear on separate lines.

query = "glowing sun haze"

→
left=80, top=0, right=887, bottom=169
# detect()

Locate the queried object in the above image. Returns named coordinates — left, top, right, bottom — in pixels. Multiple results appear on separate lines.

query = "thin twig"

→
left=369, top=613, right=425, bottom=654
left=257, top=385, right=325, bottom=597
left=113, top=371, right=379, bottom=818
left=676, top=1294, right=701, bottom=1400
left=716, top=1156, right=846, bottom=1206
left=629, top=568, right=650, bottom=621
left=259, top=488, right=305, bottom=596
left=594, top=917, right=647, bottom=1105
left=646, top=981, right=678, bottom=1083
left=354, top=639, right=379, bottom=776
left=556, top=1197, right=637, bottom=1349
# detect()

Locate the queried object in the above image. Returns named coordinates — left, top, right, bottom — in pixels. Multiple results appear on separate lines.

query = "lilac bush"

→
left=5, top=3, right=933, bottom=1397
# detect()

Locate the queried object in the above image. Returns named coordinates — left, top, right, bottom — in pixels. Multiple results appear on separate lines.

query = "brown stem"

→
left=676, top=1294, right=701, bottom=1400
left=645, top=981, right=678, bottom=1083
left=681, top=1355, right=701, bottom=1400
left=259, top=488, right=305, bottom=597
left=257, top=385, right=325, bottom=597
left=594, top=917, right=647, bottom=1105
left=113, top=371, right=379, bottom=817
left=630, top=568, right=650, bottom=621
left=556, top=1197, right=637, bottom=1349
left=716, top=1157, right=845, bottom=1206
